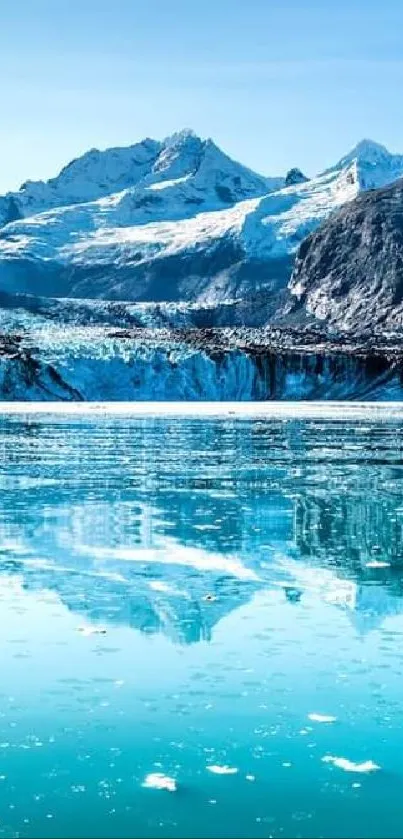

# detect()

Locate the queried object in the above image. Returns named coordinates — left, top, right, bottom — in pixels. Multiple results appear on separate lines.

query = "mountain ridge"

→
left=0, top=131, right=403, bottom=323
left=0, top=129, right=281, bottom=226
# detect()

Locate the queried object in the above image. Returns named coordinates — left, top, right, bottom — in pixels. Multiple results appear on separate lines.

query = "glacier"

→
left=0, top=297, right=401, bottom=400
left=0, top=132, right=403, bottom=400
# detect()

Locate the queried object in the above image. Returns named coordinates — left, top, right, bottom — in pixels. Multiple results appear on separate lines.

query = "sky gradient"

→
left=1, top=0, right=403, bottom=192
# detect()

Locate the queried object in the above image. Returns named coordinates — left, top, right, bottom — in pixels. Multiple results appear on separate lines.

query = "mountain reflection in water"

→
left=0, top=414, right=401, bottom=642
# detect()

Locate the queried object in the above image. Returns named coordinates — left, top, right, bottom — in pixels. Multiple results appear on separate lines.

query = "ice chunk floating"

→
left=206, top=765, right=239, bottom=776
left=142, top=773, right=177, bottom=792
left=322, top=756, right=381, bottom=774
left=308, top=713, right=337, bottom=723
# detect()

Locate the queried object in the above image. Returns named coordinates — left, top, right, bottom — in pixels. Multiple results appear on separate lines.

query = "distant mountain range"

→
left=0, top=130, right=402, bottom=400
left=1, top=130, right=403, bottom=328
left=0, top=130, right=280, bottom=225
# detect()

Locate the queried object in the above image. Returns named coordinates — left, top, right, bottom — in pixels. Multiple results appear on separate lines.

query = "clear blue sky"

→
left=1, top=0, right=403, bottom=192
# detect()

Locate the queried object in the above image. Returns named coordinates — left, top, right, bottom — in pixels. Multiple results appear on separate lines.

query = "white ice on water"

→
left=142, top=773, right=177, bottom=792
left=322, top=756, right=380, bottom=773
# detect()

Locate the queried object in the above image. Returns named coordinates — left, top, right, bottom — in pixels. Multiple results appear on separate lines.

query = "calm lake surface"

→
left=0, top=411, right=402, bottom=839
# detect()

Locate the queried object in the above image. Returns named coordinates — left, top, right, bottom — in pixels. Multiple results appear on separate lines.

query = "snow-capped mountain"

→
left=0, top=133, right=403, bottom=312
left=0, top=129, right=280, bottom=226
left=0, top=137, right=161, bottom=224
left=324, top=139, right=403, bottom=191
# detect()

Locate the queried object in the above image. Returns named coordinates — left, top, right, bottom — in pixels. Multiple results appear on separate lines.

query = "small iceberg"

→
left=77, top=625, right=107, bottom=636
left=142, top=773, right=177, bottom=792
left=365, top=561, right=390, bottom=568
left=207, top=765, right=238, bottom=775
left=308, top=713, right=337, bottom=723
left=322, top=756, right=380, bottom=773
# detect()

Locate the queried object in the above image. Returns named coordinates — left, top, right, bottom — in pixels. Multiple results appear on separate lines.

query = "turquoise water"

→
left=0, top=412, right=403, bottom=839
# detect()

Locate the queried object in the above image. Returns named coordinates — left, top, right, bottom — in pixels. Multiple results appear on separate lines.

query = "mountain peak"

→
left=285, top=167, right=308, bottom=187
left=0, top=128, right=279, bottom=228
left=152, top=129, right=204, bottom=179
left=353, top=138, right=389, bottom=156
left=334, top=139, right=392, bottom=170
left=163, top=128, right=200, bottom=145
left=321, top=138, right=403, bottom=192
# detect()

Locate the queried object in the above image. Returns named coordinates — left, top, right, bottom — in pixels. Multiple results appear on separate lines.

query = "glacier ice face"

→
left=0, top=313, right=401, bottom=402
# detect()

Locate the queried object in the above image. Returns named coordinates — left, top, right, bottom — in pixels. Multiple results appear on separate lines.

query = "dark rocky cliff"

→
left=289, top=178, right=403, bottom=334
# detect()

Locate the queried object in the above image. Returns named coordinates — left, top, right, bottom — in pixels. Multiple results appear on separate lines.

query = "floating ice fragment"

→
left=142, top=773, right=177, bottom=792
left=365, top=561, right=390, bottom=568
left=246, top=774, right=255, bottom=781
left=322, top=756, right=380, bottom=773
left=77, top=625, right=107, bottom=636
left=207, top=765, right=238, bottom=775
left=308, top=713, right=337, bottom=723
